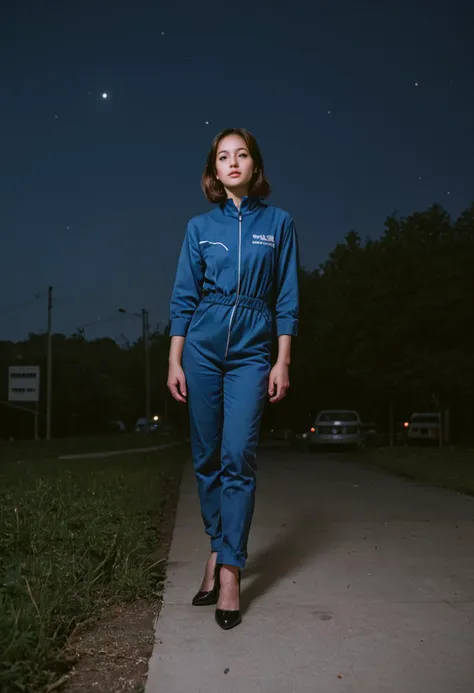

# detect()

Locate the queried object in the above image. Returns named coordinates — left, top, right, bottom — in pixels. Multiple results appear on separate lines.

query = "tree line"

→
left=1, top=202, right=473, bottom=443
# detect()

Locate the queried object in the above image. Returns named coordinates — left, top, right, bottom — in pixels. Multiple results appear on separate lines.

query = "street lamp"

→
left=118, top=307, right=151, bottom=431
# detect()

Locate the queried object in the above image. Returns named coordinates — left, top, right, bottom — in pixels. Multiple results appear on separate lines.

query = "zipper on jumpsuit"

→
left=224, top=211, right=242, bottom=358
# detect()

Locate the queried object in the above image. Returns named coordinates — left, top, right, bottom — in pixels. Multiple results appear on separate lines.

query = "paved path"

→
left=145, top=447, right=474, bottom=693
left=58, top=441, right=181, bottom=460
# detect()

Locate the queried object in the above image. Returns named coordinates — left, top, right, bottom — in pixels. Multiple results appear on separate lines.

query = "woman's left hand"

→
left=268, top=362, right=290, bottom=403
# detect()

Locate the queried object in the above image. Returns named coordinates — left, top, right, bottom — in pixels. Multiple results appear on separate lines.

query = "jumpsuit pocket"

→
left=187, top=302, right=213, bottom=334
left=257, top=311, right=273, bottom=344
left=264, top=312, right=273, bottom=339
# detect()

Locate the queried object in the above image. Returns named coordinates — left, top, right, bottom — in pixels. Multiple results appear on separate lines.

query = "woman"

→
left=167, top=127, right=299, bottom=630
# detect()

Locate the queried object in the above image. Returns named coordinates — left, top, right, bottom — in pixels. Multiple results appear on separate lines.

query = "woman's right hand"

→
left=167, top=361, right=187, bottom=403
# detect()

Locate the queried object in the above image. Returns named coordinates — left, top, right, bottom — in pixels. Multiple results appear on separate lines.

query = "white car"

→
left=406, top=412, right=440, bottom=444
left=305, top=409, right=364, bottom=449
left=134, top=416, right=160, bottom=432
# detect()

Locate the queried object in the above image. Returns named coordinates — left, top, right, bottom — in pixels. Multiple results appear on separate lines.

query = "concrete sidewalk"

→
left=57, top=441, right=181, bottom=459
left=145, top=448, right=474, bottom=693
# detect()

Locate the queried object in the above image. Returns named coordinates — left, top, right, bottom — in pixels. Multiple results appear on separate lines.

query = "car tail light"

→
left=310, top=427, right=315, bottom=433
left=403, top=422, right=409, bottom=428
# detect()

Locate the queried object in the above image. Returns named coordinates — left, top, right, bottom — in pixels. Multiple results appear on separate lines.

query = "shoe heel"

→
left=192, top=561, right=221, bottom=607
left=215, top=567, right=242, bottom=631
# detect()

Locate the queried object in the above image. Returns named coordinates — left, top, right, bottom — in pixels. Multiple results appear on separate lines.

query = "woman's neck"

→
left=226, top=188, right=249, bottom=210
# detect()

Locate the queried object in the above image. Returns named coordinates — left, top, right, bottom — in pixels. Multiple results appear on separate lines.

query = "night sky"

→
left=1, top=0, right=473, bottom=343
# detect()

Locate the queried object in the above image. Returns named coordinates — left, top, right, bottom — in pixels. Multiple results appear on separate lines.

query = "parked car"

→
left=304, top=409, right=365, bottom=450
left=109, top=419, right=126, bottom=433
left=135, top=417, right=151, bottom=432
left=406, top=412, right=440, bottom=445
left=134, top=417, right=173, bottom=435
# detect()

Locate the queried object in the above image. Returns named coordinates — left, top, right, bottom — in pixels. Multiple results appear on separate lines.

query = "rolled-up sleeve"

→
left=275, top=215, right=299, bottom=337
left=169, top=222, right=204, bottom=337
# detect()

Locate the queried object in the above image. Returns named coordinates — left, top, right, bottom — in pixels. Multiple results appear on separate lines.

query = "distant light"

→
left=310, top=427, right=315, bottom=433
left=404, top=422, right=409, bottom=428
left=153, top=415, right=159, bottom=421
left=102, top=92, right=108, bottom=99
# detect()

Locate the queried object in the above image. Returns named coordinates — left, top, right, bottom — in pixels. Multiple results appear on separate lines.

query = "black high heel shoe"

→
left=192, top=560, right=221, bottom=606
left=215, top=567, right=242, bottom=630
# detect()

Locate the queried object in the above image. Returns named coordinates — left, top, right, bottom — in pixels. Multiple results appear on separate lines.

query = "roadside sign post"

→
left=8, top=366, right=41, bottom=440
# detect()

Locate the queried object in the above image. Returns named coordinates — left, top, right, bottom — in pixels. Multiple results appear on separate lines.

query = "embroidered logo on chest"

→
left=252, top=233, right=275, bottom=248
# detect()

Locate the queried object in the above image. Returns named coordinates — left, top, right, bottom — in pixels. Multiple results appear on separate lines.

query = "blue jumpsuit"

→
left=169, top=196, right=299, bottom=569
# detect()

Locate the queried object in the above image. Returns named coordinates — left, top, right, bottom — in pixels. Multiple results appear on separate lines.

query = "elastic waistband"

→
left=201, top=293, right=272, bottom=319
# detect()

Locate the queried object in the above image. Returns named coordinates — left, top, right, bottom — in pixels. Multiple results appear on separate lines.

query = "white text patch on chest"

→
left=252, top=233, right=275, bottom=248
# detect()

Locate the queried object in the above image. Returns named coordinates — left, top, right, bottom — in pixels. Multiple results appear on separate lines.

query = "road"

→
left=145, top=447, right=474, bottom=693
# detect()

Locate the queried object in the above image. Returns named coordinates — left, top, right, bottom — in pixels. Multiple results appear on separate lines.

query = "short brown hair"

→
left=201, top=127, right=271, bottom=204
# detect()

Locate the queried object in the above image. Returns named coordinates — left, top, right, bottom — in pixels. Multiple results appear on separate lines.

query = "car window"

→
left=317, top=412, right=358, bottom=422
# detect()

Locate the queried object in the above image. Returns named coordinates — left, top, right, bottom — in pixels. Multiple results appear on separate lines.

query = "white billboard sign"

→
left=8, top=366, right=40, bottom=402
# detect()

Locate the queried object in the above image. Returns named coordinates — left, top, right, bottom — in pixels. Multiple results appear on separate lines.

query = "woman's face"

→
left=215, top=134, right=255, bottom=195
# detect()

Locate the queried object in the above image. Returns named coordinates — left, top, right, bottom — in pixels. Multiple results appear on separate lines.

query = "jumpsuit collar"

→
left=221, top=196, right=264, bottom=218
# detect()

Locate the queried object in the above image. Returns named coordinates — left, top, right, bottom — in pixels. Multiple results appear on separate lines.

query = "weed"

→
left=0, top=448, right=185, bottom=692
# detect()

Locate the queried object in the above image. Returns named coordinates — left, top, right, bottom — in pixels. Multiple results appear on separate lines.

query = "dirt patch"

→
left=59, top=598, right=160, bottom=693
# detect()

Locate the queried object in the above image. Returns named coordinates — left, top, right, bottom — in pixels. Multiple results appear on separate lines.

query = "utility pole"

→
left=118, top=306, right=151, bottom=428
left=142, top=308, right=151, bottom=430
left=46, top=286, right=53, bottom=440
left=164, top=387, right=168, bottom=423
left=389, top=399, right=394, bottom=447
left=34, top=401, right=39, bottom=441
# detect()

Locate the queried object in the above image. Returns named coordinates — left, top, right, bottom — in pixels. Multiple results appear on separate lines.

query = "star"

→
left=53, top=113, right=59, bottom=119
left=205, top=121, right=210, bottom=125
left=161, top=31, right=165, bottom=35
left=446, top=191, right=451, bottom=195
left=102, top=92, right=108, bottom=99
left=327, top=110, right=332, bottom=115
left=414, top=81, right=419, bottom=87
left=418, top=176, right=422, bottom=180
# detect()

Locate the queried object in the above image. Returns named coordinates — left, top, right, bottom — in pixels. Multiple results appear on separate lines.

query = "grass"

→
left=0, top=446, right=186, bottom=693
left=0, top=432, right=181, bottom=463
left=360, top=445, right=474, bottom=495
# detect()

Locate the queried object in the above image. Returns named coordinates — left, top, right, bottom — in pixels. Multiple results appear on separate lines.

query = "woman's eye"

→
left=239, top=153, right=248, bottom=158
